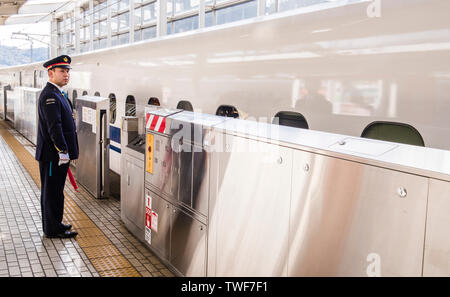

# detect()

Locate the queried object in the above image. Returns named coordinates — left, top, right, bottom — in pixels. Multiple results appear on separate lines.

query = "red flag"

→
left=68, top=168, right=79, bottom=192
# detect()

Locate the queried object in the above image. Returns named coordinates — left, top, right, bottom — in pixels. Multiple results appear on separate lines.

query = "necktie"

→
left=61, top=91, right=73, bottom=111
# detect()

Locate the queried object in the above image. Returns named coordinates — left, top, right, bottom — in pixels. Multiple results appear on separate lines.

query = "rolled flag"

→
left=68, top=168, right=79, bottom=192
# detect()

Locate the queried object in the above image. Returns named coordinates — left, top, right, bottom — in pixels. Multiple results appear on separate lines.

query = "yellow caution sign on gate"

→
left=146, top=134, right=154, bottom=174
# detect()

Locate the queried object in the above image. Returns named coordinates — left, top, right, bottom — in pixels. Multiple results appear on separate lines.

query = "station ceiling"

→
left=0, top=0, right=73, bottom=25
left=0, top=1, right=27, bottom=25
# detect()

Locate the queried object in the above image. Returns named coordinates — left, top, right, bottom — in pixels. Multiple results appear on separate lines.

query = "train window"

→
left=109, top=93, right=117, bottom=124
left=82, top=91, right=88, bottom=96
left=176, top=100, right=193, bottom=111
left=125, top=95, right=136, bottom=116
left=94, top=91, right=100, bottom=96
left=361, top=121, right=425, bottom=147
left=216, top=105, right=239, bottom=118
left=272, top=111, right=309, bottom=129
left=148, top=97, right=160, bottom=106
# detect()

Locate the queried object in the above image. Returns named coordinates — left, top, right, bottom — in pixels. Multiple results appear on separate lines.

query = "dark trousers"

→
left=39, top=160, right=69, bottom=236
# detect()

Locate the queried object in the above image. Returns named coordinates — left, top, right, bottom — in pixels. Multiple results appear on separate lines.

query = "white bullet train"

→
left=1, top=0, right=449, bottom=179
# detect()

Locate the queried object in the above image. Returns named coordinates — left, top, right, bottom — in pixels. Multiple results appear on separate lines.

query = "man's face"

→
left=49, top=67, right=70, bottom=87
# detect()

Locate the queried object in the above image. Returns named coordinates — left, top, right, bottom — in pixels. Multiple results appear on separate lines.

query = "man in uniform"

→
left=36, top=55, right=78, bottom=238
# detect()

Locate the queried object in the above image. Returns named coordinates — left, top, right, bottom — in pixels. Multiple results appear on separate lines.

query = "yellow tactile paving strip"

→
left=0, top=121, right=141, bottom=277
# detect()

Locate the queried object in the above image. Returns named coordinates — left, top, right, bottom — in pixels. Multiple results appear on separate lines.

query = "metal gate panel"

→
left=423, top=178, right=450, bottom=276
left=289, top=150, right=428, bottom=276
left=210, top=135, right=292, bottom=276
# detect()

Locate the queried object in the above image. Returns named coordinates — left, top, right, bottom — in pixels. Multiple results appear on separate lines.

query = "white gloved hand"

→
left=58, top=152, right=70, bottom=166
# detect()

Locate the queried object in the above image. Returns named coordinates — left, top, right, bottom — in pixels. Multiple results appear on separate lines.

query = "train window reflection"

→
left=216, top=0, right=257, bottom=26
left=172, top=0, right=199, bottom=14
left=142, top=26, right=156, bottom=40
left=119, top=32, right=129, bottom=45
left=119, top=12, right=130, bottom=31
left=125, top=95, right=136, bottom=116
left=361, top=121, right=425, bottom=147
left=134, top=29, right=142, bottom=42
left=216, top=105, right=239, bottom=118
left=109, top=93, right=117, bottom=124
left=294, top=79, right=382, bottom=116
left=119, top=0, right=130, bottom=11
left=265, top=0, right=277, bottom=14
left=142, top=2, right=156, bottom=23
left=278, top=0, right=328, bottom=13
left=273, top=111, right=308, bottom=129
left=205, top=11, right=214, bottom=27
left=168, top=15, right=198, bottom=35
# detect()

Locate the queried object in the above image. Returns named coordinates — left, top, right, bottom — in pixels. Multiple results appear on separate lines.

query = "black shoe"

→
left=61, top=223, right=72, bottom=231
left=46, top=230, right=78, bottom=239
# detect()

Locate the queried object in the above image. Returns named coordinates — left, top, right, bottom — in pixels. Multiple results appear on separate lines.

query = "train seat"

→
left=176, top=100, right=193, bottom=111
left=272, top=111, right=309, bottom=129
left=216, top=105, right=239, bottom=118
left=361, top=121, right=425, bottom=147
left=148, top=97, right=161, bottom=106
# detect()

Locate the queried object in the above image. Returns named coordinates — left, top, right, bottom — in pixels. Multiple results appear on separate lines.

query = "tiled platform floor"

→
left=0, top=121, right=173, bottom=277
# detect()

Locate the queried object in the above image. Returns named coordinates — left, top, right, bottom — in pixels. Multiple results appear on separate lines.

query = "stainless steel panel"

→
left=160, top=137, right=175, bottom=198
left=209, top=135, right=292, bottom=276
left=0, top=86, right=5, bottom=119
left=14, top=88, right=24, bottom=135
left=423, top=179, right=450, bottom=276
left=146, top=190, right=171, bottom=260
left=6, top=89, right=16, bottom=122
left=171, top=149, right=180, bottom=204
left=165, top=112, right=224, bottom=215
left=21, top=88, right=40, bottom=145
left=122, top=116, right=139, bottom=132
left=214, top=119, right=450, bottom=182
left=100, top=110, right=109, bottom=195
left=77, top=107, right=97, bottom=195
left=193, top=146, right=209, bottom=216
left=288, top=150, right=428, bottom=276
left=170, top=206, right=206, bottom=276
left=13, top=87, right=39, bottom=144
left=179, top=145, right=192, bottom=207
left=145, top=134, right=174, bottom=199
left=122, top=154, right=145, bottom=240
left=328, top=137, right=398, bottom=157
left=168, top=111, right=228, bottom=146
left=121, top=116, right=139, bottom=150
left=75, top=96, right=110, bottom=198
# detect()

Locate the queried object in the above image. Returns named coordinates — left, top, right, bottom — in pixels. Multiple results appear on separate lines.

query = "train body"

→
left=1, top=0, right=449, bottom=176
left=1, top=0, right=450, bottom=276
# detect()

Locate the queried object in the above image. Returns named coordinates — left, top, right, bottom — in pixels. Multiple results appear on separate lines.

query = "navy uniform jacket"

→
left=35, top=82, right=79, bottom=162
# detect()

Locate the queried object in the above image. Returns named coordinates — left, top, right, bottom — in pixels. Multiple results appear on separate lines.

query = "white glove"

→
left=58, top=152, right=70, bottom=166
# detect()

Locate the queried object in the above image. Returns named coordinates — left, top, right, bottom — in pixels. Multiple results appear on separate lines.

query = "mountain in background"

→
left=0, top=45, right=49, bottom=67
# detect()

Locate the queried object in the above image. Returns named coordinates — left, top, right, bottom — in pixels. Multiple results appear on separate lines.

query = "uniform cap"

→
left=43, top=55, right=72, bottom=70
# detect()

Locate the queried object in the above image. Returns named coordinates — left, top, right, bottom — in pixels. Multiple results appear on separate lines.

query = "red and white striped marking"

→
left=146, top=114, right=166, bottom=133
